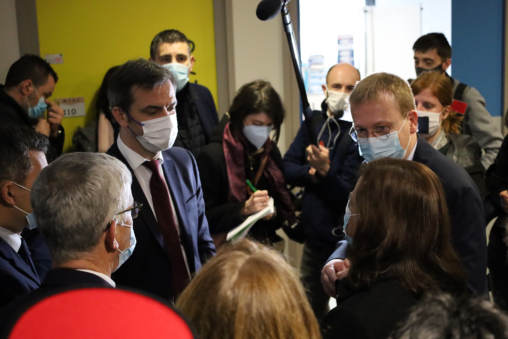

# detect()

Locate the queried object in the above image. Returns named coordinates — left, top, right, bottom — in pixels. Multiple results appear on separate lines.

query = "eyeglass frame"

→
left=349, top=114, right=409, bottom=143
left=104, top=201, right=143, bottom=232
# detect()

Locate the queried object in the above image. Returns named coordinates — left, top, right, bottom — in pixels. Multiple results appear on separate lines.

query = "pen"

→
left=246, top=179, right=257, bottom=192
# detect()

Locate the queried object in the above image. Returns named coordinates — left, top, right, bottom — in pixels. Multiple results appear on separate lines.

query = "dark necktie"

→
left=143, top=159, right=190, bottom=296
left=18, top=238, right=39, bottom=280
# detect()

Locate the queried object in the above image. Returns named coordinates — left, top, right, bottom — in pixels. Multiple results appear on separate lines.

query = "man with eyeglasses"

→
left=321, top=72, right=486, bottom=297
left=0, top=152, right=136, bottom=324
left=0, top=125, right=50, bottom=308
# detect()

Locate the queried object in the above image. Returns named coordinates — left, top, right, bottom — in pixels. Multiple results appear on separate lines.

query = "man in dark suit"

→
left=283, top=63, right=363, bottom=321
left=0, top=55, right=65, bottom=163
left=0, top=126, right=50, bottom=307
left=149, top=29, right=219, bottom=156
left=321, top=72, right=487, bottom=295
left=0, top=152, right=134, bottom=331
left=107, top=59, right=216, bottom=303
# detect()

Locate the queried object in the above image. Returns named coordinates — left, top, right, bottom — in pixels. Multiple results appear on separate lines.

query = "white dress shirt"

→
left=76, top=269, right=116, bottom=287
left=0, top=226, right=21, bottom=252
left=117, top=135, right=190, bottom=274
left=407, top=138, right=418, bottom=161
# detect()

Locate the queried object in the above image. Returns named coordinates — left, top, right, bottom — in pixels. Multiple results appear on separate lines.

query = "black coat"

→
left=328, top=135, right=487, bottom=294
left=321, top=278, right=418, bottom=339
left=196, top=115, right=286, bottom=240
left=0, top=85, right=64, bottom=163
left=107, top=142, right=216, bottom=301
left=0, top=269, right=112, bottom=335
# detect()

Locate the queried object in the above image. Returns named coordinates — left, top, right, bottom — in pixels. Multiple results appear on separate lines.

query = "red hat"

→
left=7, top=288, right=194, bottom=339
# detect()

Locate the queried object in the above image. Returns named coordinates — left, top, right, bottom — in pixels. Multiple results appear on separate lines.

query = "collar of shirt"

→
left=117, top=134, right=164, bottom=170
left=0, top=226, right=21, bottom=252
left=407, top=137, right=418, bottom=161
left=76, top=269, right=116, bottom=287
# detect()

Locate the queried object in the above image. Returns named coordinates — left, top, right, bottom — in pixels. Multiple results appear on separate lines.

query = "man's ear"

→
left=19, top=79, right=33, bottom=96
left=442, top=58, right=452, bottom=72
left=105, top=220, right=118, bottom=252
left=188, top=55, right=195, bottom=74
left=0, top=181, right=17, bottom=207
left=111, top=107, right=129, bottom=127
left=322, top=84, right=327, bottom=95
left=407, top=110, right=418, bottom=134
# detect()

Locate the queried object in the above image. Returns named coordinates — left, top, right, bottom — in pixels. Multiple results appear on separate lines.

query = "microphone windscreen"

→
left=256, top=0, right=283, bottom=21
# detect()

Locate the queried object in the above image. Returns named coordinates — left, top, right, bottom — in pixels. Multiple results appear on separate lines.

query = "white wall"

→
left=0, top=0, right=20, bottom=82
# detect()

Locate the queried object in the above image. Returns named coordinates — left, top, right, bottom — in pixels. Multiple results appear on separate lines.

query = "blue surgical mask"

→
left=162, top=63, right=189, bottom=92
left=115, top=223, right=137, bottom=270
left=11, top=182, right=37, bottom=230
left=343, top=200, right=357, bottom=246
left=243, top=125, right=273, bottom=149
left=28, top=92, right=47, bottom=119
left=357, top=117, right=411, bottom=163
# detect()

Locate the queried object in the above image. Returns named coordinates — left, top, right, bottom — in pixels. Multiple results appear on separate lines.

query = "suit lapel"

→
left=161, top=158, right=191, bottom=242
left=0, top=238, right=40, bottom=285
left=107, top=143, right=166, bottom=252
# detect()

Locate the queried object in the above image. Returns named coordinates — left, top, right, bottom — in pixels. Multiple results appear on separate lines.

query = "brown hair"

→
left=349, top=72, right=415, bottom=117
left=411, top=72, right=463, bottom=134
left=176, top=240, right=321, bottom=339
left=228, top=80, right=285, bottom=143
left=347, top=158, right=466, bottom=296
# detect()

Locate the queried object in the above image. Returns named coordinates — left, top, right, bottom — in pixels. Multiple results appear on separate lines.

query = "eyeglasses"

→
left=349, top=116, right=408, bottom=144
left=104, top=202, right=143, bottom=232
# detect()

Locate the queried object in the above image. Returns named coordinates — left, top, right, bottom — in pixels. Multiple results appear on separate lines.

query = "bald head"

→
left=323, top=63, right=361, bottom=94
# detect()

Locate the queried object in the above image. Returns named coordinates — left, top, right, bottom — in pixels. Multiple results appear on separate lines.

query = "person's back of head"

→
left=347, top=158, right=466, bottom=295
left=4, top=54, right=58, bottom=89
left=176, top=239, right=321, bottom=339
left=413, top=33, right=452, bottom=61
left=389, top=292, right=508, bottom=339
left=30, top=152, right=132, bottom=268
left=0, top=125, right=48, bottom=233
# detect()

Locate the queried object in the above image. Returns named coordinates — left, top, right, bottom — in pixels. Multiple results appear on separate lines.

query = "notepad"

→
left=226, top=198, right=274, bottom=243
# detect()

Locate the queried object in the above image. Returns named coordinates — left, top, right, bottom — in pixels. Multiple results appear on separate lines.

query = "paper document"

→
left=226, top=198, right=274, bottom=243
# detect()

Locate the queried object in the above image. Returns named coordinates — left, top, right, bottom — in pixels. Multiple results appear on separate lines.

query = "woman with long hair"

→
left=196, top=80, right=295, bottom=249
left=321, top=158, right=466, bottom=339
left=176, top=239, right=321, bottom=339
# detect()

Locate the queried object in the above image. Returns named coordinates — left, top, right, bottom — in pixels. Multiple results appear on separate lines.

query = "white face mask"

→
left=417, top=110, right=442, bottom=136
left=243, top=125, right=273, bottom=149
left=325, top=89, right=349, bottom=117
left=128, top=114, right=178, bottom=153
left=115, top=222, right=136, bottom=271
left=11, top=182, right=37, bottom=230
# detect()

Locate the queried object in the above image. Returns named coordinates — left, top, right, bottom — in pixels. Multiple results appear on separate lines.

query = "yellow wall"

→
left=36, top=0, right=218, bottom=152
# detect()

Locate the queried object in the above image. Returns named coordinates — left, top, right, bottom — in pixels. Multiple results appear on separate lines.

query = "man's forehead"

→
left=352, top=94, right=402, bottom=123
left=157, top=42, right=190, bottom=56
left=131, top=82, right=175, bottom=102
left=327, top=66, right=359, bottom=85
left=414, top=48, right=440, bottom=60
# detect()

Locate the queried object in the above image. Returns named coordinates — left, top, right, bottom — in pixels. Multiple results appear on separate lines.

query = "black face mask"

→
left=415, top=63, right=444, bottom=77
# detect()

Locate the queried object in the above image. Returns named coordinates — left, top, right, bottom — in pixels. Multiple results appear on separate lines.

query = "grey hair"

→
left=389, top=292, right=508, bottom=339
left=31, top=152, right=132, bottom=265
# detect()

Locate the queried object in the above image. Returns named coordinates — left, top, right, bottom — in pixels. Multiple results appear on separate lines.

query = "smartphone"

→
left=417, top=116, right=429, bottom=134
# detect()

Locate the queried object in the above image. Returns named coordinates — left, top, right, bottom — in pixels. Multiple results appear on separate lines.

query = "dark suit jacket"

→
left=188, top=83, right=219, bottom=143
left=0, top=85, right=64, bottom=163
left=0, top=268, right=112, bottom=336
left=0, top=238, right=41, bottom=308
left=321, top=278, right=418, bottom=339
left=328, top=135, right=487, bottom=294
left=107, top=142, right=216, bottom=301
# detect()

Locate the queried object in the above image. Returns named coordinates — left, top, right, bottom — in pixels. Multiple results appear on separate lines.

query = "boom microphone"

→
left=256, top=0, right=283, bottom=21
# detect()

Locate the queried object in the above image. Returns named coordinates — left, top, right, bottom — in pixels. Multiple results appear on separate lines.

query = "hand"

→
left=306, top=144, right=330, bottom=176
left=500, top=191, right=508, bottom=213
left=321, top=259, right=350, bottom=297
left=308, top=167, right=319, bottom=184
left=34, top=118, right=51, bottom=137
left=262, top=213, right=274, bottom=221
left=241, top=190, right=270, bottom=217
left=45, top=99, right=64, bottom=138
